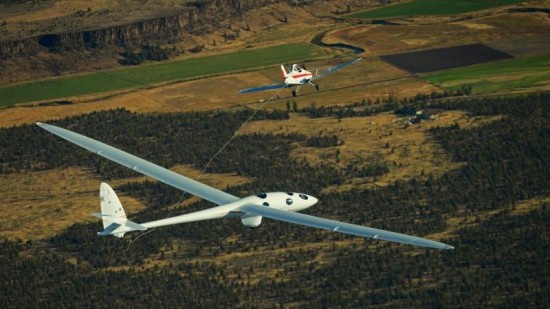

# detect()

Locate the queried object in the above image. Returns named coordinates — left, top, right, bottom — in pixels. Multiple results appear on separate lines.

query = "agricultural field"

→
left=0, top=43, right=328, bottom=107
left=346, top=0, right=524, bottom=19
left=324, top=8, right=550, bottom=95
left=424, top=53, right=550, bottom=93
left=326, top=11, right=550, bottom=57
left=381, top=43, right=513, bottom=73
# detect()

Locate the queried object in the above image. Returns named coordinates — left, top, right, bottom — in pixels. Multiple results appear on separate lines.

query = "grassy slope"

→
left=347, top=0, right=524, bottom=19
left=424, top=54, right=550, bottom=93
left=0, top=43, right=325, bottom=107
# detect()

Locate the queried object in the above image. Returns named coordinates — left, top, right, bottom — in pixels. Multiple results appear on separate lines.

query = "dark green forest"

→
left=1, top=93, right=549, bottom=307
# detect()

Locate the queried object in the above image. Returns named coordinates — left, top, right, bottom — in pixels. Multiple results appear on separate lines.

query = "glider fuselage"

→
left=125, top=192, right=317, bottom=232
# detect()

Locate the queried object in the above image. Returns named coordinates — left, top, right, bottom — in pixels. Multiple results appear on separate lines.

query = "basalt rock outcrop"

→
left=0, top=0, right=309, bottom=56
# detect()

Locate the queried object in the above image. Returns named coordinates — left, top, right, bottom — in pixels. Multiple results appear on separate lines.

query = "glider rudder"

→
left=94, top=182, right=146, bottom=238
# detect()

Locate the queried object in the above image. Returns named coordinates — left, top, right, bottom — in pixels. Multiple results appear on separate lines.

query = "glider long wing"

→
left=238, top=204, right=454, bottom=250
left=238, top=83, right=287, bottom=94
left=36, top=122, right=240, bottom=206
left=312, top=58, right=362, bottom=80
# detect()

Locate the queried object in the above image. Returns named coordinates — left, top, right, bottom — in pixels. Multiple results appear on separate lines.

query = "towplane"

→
left=37, top=122, right=454, bottom=250
left=239, top=58, right=361, bottom=97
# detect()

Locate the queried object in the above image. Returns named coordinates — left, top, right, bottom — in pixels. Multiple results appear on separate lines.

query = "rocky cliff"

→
left=0, top=0, right=296, bottom=56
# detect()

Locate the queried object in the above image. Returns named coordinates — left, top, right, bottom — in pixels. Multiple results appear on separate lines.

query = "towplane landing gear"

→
left=309, top=81, right=320, bottom=91
left=291, top=83, right=319, bottom=97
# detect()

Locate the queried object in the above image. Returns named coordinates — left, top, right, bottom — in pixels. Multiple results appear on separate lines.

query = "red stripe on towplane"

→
left=291, top=73, right=313, bottom=79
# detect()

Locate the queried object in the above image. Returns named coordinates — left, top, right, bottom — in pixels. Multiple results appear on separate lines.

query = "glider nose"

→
left=309, top=195, right=319, bottom=205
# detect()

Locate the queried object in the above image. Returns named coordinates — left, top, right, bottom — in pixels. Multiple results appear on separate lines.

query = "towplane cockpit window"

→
left=299, top=194, right=308, bottom=200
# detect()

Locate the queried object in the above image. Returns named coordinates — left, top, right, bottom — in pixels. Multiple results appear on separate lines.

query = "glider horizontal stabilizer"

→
left=98, top=223, right=122, bottom=236
left=96, top=220, right=146, bottom=236
left=238, top=204, right=454, bottom=250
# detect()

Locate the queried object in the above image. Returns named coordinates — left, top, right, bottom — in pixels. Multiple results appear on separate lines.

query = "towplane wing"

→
left=36, top=122, right=239, bottom=206
left=238, top=83, right=287, bottom=94
left=312, top=58, right=362, bottom=80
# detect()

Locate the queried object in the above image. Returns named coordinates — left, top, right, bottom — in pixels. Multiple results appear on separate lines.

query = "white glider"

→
left=239, top=58, right=361, bottom=97
left=37, top=122, right=454, bottom=250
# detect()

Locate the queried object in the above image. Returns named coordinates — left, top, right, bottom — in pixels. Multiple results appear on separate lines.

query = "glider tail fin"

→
left=93, top=182, right=146, bottom=238
left=99, top=182, right=127, bottom=228
left=280, top=64, right=288, bottom=79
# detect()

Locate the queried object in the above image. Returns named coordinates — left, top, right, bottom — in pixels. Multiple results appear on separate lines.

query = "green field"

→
left=347, top=0, right=523, bottom=19
left=424, top=54, right=550, bottom=94
left=0, top=43, right=326, bottom=107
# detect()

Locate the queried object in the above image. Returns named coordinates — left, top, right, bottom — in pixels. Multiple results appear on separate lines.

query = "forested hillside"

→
left=1, top=93, right=549, bottom=307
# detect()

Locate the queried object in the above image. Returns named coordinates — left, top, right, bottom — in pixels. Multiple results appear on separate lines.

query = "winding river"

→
left=311, top=30, right=365, bottom=55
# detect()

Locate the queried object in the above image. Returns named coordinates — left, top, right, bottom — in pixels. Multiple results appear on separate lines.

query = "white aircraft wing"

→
left=312, top=58, right=362, bottom=80
left=239, top=83, right=287, bottom=94
left=36, top=122, right=240, bottom=206
left=238, top=204, right=454, bottom=250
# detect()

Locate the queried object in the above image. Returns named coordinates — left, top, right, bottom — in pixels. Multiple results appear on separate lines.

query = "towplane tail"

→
left=280, top=64, right=288, bottom=79
left=92, top=182, right=146, bottom=238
